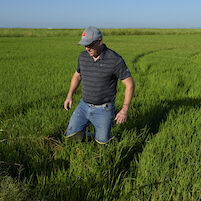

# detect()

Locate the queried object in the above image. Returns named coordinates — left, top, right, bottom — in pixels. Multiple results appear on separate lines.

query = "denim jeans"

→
left=65, top=99, right=115, bottom=144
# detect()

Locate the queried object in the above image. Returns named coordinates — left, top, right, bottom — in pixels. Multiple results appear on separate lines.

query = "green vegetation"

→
left=0, top=29, right=201, bottom=200
left=1, top=28, right=201, bottom=37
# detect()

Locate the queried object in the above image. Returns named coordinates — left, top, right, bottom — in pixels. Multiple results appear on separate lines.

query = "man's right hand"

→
left=64, top=71, right=81, bottom=111
left=64, top=97, right=72, bottom=111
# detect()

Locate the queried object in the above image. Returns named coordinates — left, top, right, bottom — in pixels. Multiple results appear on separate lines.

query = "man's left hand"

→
left=114, top=109, right=128, bottom=124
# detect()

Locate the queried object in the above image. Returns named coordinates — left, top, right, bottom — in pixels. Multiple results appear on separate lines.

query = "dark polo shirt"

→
left=77, top=44, right=131, bottom=105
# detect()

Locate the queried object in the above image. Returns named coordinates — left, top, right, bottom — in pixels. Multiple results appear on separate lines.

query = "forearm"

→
left=64, top=72, right=81, bottom=111
left=67, top=72, right=81, bottom=98
left=122, top=79, right=135, bottom=112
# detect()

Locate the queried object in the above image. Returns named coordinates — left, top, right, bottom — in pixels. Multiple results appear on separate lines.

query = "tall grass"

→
left=1, top=28, right=201, bottom=37
left=0, top=30, right=201, bottom=200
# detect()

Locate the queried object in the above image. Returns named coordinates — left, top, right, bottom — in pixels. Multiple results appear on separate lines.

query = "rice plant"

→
left=0, top=29, right=201, bottom=200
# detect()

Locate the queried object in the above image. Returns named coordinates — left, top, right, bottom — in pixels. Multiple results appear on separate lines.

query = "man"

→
left=64, top=26, right=134, bottom=144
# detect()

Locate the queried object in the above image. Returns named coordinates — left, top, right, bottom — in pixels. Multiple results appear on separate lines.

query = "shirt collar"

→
left=99, top=44, right=107, bottom=60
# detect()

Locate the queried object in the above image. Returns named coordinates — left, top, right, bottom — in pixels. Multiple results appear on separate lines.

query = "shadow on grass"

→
left=0, top=137, right=70, bottom=185
left=106, top=97, right=201, bottom=193
left=1, top=97, right=200, bottom=201
left=49, top=97, right=201, bottom=178
left=118, top=97, right=201, bottom=138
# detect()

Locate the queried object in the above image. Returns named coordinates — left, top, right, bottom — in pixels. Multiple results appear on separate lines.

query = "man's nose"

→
left=85, top=46, right=91, bottom=51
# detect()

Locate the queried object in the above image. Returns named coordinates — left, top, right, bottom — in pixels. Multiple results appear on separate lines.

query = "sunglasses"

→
left=85, top=40, right=99, bottom=48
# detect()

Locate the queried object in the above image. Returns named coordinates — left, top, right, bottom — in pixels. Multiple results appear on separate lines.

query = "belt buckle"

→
left=88, top=103, right=96, bottom=107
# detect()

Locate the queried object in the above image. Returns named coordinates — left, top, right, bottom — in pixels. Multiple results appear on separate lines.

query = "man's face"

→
left=85, top=39, right=102, bottom=58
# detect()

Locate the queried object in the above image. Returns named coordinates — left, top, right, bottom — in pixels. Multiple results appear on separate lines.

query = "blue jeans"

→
left=65, top=99, right=115, bottom=144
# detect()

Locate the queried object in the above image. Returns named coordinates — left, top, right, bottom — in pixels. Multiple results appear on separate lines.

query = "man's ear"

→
left=99, top=38, right=103, bottom=45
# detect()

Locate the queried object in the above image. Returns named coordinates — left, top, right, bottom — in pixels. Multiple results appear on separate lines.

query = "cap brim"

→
left=78, top=39, right=93, bottom=46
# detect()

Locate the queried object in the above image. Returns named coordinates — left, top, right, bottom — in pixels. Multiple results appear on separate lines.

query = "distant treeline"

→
left=1, top=28, right=201, bottom=37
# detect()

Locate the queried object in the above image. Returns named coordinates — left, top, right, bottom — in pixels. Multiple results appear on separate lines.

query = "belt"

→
left=86, top=102, right=113, bottom=108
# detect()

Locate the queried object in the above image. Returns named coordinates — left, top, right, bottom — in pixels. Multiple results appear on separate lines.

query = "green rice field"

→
left=0, top=28, right=201, bottom=201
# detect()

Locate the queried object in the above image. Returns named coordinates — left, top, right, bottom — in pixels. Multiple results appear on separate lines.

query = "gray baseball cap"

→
left=78, top=26, right=102, bottom=46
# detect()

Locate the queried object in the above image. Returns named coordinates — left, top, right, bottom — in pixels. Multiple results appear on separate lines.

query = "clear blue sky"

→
left=0, top=0, right=201, bottom=28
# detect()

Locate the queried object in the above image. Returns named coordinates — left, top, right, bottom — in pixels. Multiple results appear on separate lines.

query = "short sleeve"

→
left=76, top=55, right=80, bottom=73
left=114, top=57, right=131, bottom=80
left=76, top=56, right=80, bottom=73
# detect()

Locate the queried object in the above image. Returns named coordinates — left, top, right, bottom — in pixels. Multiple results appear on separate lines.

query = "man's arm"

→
left=64, top=71, right=82, bottom=111
left=115, top=76, right=135, bottom=124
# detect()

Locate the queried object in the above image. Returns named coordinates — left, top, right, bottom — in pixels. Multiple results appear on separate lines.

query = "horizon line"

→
left=1, top=27, right=201, bottom=29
